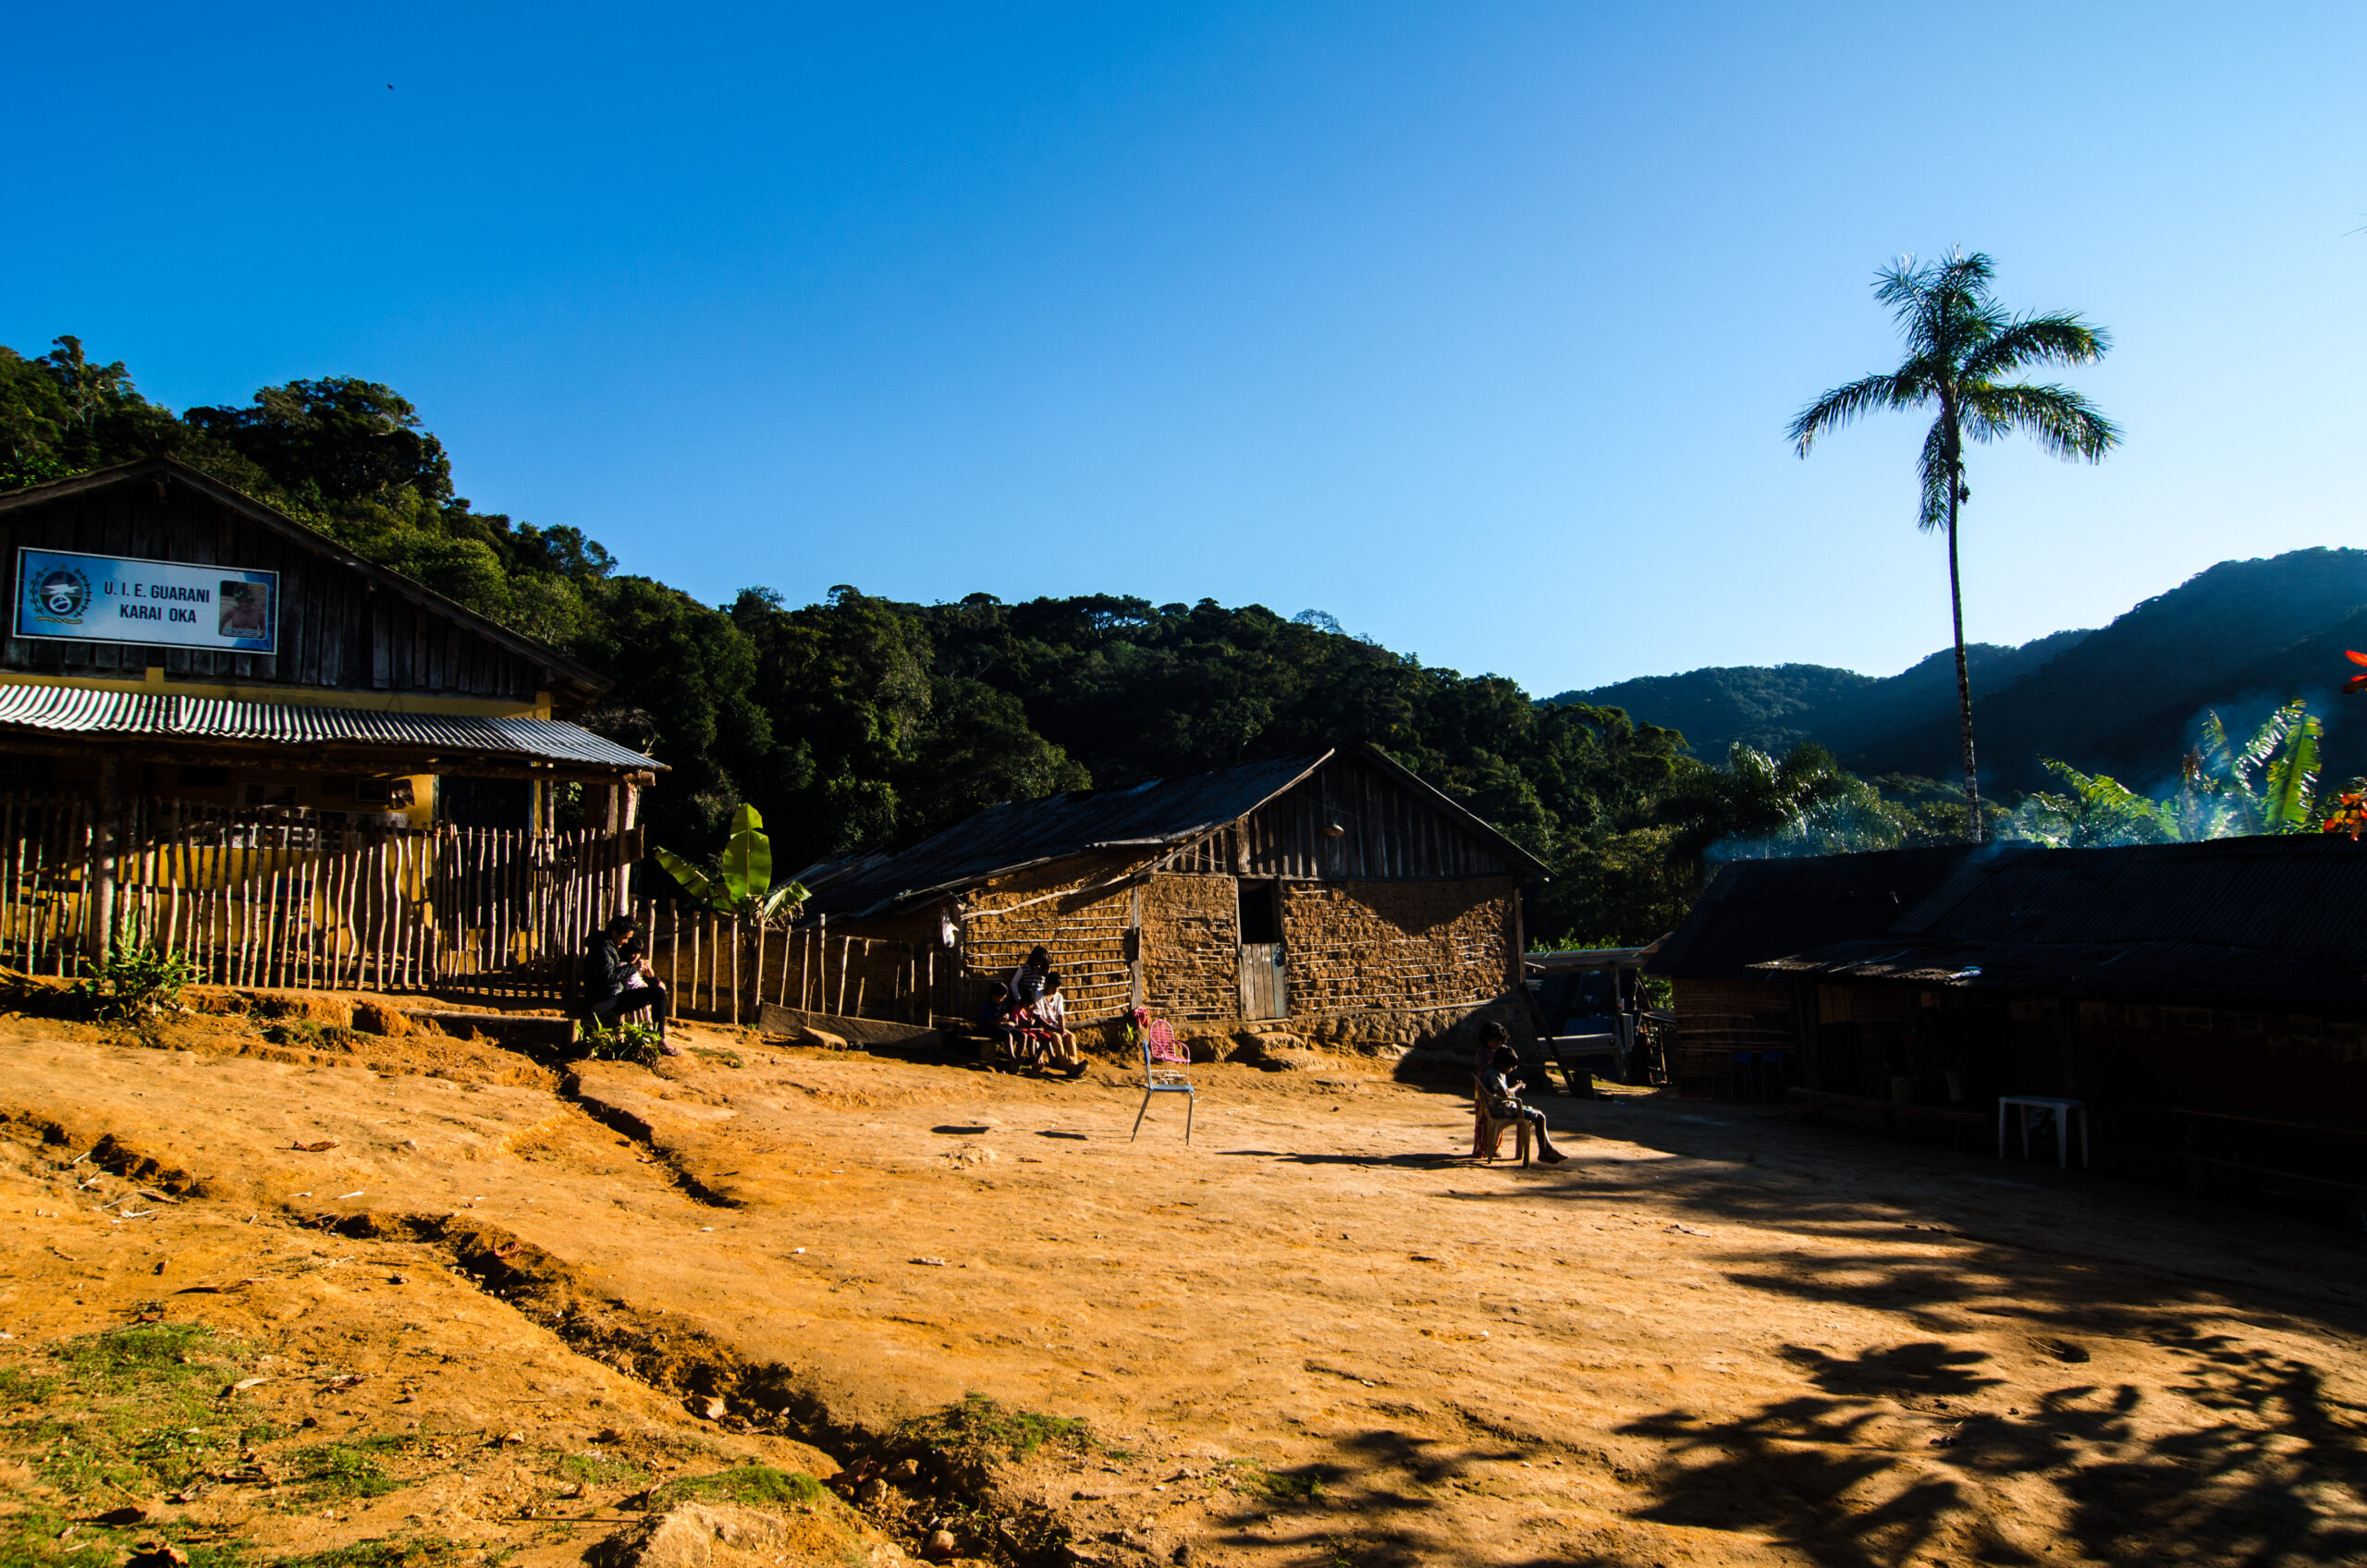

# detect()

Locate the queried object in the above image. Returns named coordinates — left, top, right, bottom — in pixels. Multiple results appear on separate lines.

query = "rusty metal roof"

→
left=794, top=753, right=1334, bottom=917
left=0, top=682, right=662, bottom=774
left=1740, top=837, right=2367, bottom=1009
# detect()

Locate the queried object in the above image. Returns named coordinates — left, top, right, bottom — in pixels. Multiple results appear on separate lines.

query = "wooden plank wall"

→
left=1238, top=753, right=1511, bottom=881
left=0, top=477, right=547, bottom=699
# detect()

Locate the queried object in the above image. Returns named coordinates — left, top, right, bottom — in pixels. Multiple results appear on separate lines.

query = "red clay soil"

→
left=1, top=1003, right=2362, bottom=1568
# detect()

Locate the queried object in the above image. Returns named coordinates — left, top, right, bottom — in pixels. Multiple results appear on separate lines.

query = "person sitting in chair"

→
left=1480, top=1044, right=1567, bottom=1164
left=583, top=914, right=675, bottom=1053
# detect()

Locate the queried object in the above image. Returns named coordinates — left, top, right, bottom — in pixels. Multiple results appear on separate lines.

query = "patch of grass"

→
left=1240, top=1463, right=1328, bottom=1504
left=558, top=1449, right=647, bottom=1488
left=4, top=1323, right=254, bottom=1506
left=285, top=1442, right=401, bottom=1501
left=271, top=1538, right=464, bottom=1568
left=641, top=1464, right=825, bottom=1513
left=688, top=1046, right=744, bottom=1069
left=900, top=1392, right=1098, bottom=1466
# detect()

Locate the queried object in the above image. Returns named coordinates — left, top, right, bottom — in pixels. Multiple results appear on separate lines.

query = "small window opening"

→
left=1237, top=878, right=1283, bottom=945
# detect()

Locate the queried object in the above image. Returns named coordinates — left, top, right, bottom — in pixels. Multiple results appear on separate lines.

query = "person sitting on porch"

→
left=1481, top=1045, right=1568, bottom=1164
left=584, top=914, right=676, bottom=1053
left=979, top=981, right=1024, bottom=1070
left=1008, top=946, right=1052, bottom=1009
left=1034, top=971, right=1086, bottom=1078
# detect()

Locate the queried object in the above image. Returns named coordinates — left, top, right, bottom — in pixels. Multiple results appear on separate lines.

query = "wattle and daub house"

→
left=791, top=746, right=1548, bottom=1046
left=1650, top=839, right=2367, bottom=1220
left=0, top=458, right=658, bottom=992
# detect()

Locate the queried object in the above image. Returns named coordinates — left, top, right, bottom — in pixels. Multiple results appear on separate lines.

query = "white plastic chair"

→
left=1130, top=1011, right=1195, bottom=1143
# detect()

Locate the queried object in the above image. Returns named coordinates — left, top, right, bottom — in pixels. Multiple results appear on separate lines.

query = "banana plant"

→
left=2199, top=699, right=2322, bottom=834
left=653, top=804, right=811, bottom=925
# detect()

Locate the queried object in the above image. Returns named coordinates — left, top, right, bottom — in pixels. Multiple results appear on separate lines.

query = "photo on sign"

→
left=217, top=580, right=271, bottom=638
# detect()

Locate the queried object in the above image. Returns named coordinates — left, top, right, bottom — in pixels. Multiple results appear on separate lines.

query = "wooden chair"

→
left=1472, top=1076, right=1532, bottom=1167
left=1129, top=1008, right=1195, bottom=1143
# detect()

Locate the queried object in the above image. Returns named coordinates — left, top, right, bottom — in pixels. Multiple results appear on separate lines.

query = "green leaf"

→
left=719, top=803, right=772, bottom=906
left=2263, top=715, right=2322, bottom=831
left=757, top=881, right=810, bottom=922
left=653, top=845, right=722, bottom=908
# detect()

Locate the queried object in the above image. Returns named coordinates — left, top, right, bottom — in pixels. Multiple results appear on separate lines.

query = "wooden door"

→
left=1239, top=943, right=1289, bottom=1020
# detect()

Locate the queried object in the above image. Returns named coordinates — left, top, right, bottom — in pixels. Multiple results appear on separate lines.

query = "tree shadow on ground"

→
left=1200, top=1428, right=1632, bottom=1568
left=1617, top=1331, right=2367, bottom=1568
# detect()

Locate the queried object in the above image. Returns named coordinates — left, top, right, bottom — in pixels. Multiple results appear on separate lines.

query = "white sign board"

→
left=14, top=548, right=278, bottom=655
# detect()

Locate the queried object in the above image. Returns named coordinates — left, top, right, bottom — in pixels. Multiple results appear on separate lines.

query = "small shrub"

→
left=578, top=1019, right=663, bottom=1065
left=71, top=937, right=196, bottom=1022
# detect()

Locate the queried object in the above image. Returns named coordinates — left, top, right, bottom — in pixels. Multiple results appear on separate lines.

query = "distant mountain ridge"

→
left=1552, top=547, right=2367, bottom=800
left=1552, top=631, right=2091, bottom=766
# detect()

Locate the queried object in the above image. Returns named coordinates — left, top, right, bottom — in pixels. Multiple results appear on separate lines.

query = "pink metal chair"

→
left=1128, top=1006, right=1195, bottom=1143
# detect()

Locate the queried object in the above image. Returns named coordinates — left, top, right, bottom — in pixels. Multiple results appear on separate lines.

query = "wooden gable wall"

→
left=0, top=474, right=555, bottom=702
left=1226, top=752, right=1512, bottom=881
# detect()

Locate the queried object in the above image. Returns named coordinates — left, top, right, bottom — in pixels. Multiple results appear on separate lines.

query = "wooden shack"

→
left=1651, top=839, right=2367, bottom=1221
left=788, top=745, right=1548, bottom=1046
left=0, top=457, right=660, bottom=992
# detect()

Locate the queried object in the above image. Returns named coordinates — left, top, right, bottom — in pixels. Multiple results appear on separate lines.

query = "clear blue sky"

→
left=8, top=3, right=2363, bottom=696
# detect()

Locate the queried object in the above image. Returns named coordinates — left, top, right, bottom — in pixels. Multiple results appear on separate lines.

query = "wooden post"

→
left=1129, top=884, right=1146, bottom=1010
left=91, top=755, right=119, bottom=967
left=837, top=935, right=851, bottom=1017
left=800, top=925, right=811, bottom=1011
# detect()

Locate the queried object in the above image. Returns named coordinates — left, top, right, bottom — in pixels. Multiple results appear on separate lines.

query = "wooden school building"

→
left=785, top=744, right=1549, bottom=1043
left=0, top=457, right=661, bottom=993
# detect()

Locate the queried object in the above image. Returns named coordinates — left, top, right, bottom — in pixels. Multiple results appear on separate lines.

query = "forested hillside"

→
left=1567, top=550, right=2367, bottom=802
left=1843, top=550, right=2367, bottom=795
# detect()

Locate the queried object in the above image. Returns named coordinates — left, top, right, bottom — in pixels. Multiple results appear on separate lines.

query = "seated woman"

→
left=978, top=981, right=1025, bottom=1070
left=1034, top=971, right=1086, bottom=1078
left=1479, top=1044, right=1568, bottom=1164
left=583, top=915, right=676, bottom=1053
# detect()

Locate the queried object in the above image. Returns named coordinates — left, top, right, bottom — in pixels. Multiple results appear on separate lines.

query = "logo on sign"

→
left=31, top=567, right=91, bottom=625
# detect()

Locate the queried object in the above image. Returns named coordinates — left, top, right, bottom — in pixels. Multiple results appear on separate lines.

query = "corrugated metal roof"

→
left=1647, top=846, right=1977, bottom=981
left=0, top=683, right=662, bottom=774
left=795, top=753, right=1333, bottom=917
left=1738, top=837, right=2367, bottom=1008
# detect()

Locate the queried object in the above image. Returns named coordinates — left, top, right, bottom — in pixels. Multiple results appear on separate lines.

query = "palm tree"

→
left=1787, top=251, right=2118, bottom=841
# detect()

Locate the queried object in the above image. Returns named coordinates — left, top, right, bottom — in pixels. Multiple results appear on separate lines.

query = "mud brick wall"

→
left=962, top=852, right=1142, bottom=1024
left=1277, top=876, right=1517, bottom=1016
left=1145, top=873, right=1240, bottom=1020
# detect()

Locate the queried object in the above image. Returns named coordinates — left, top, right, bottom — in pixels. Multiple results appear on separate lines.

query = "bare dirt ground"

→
left=2, top=1000, right=2362, bottom=1568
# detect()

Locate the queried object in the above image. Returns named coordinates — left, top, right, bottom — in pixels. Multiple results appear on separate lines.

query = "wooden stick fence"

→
left=627, top=905, right=950, bottom=1026
left=0, top=791, right=639, bottom=998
